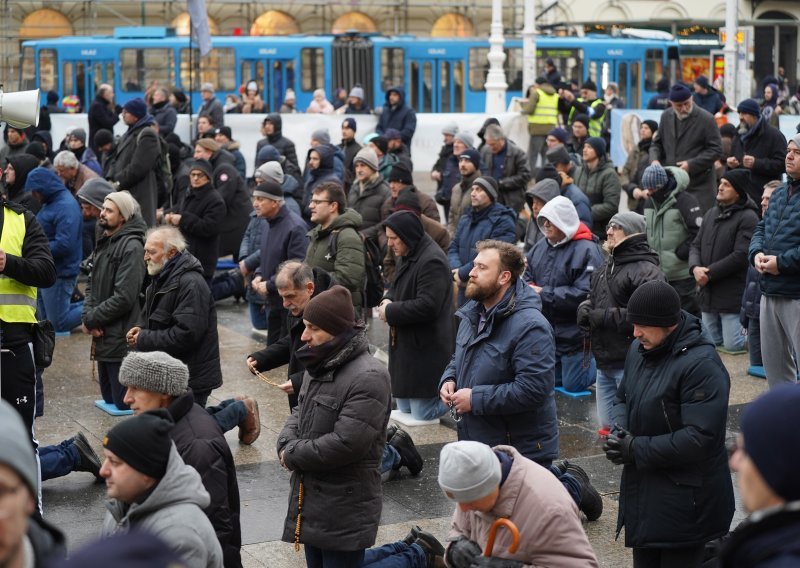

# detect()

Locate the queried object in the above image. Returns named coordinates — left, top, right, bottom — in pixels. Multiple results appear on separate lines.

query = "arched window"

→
left=431, top=13, right=474, bottom=37
left=250, top=11, right=300, bottom=36
left=20, top=8, right=73, bottom=39
left=332, top=12, right=378, bottom=34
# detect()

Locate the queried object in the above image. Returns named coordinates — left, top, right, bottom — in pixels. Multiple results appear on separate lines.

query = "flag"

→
left=187, top=0, right=212, bottom=56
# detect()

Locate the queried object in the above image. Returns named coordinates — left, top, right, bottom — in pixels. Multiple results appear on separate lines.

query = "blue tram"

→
left=20, top=27, right=680, bottom=113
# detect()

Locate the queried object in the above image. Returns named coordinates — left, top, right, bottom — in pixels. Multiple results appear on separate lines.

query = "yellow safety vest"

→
left=0, top=207, right=38, bottom=323
left=527, top=89, right=559, bottom=126
left=569, top=98, right=604, bottom=137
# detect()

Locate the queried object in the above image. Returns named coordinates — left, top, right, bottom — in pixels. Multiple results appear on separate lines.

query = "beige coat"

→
left=447, top=446, right=599, bottom=568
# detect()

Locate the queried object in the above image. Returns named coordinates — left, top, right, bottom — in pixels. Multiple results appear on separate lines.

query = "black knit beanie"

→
left=383, top=210, right=424, bottom=252
left=303, top=285, right=355, bottom=336
left=721, top=169, right=751, bottom=200
left=393, top=188, right=422, bottom=214
left=626, top=281, right=681, bottom=327
left=103, top=409, right=174, bottom=479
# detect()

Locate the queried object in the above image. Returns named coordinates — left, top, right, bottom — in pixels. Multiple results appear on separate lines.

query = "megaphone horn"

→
left=0, top=88, right=40, bottom=129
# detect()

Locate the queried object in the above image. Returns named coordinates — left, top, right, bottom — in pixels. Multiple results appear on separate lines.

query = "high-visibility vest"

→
left=0, top=207, right=38, bottom=323
left=569, top=99, right=604, bottom=137
left=527, top=89, right=559, bottom=126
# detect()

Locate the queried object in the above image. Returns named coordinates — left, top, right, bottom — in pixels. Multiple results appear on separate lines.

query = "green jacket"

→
left=82, top=214, right=147, bottom=361
left=573, top=157, right=621, bottom=238
left=645, top=167, right=692, bottom=281
left=306, top=208, right=366, bottom=308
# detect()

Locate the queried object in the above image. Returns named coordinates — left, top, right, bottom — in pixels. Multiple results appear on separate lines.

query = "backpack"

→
left=327, top=228, right=385, bottom=308
left=137, top=128, right=173, bottom=206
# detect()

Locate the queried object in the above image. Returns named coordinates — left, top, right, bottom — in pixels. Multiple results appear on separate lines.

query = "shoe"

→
left=386, top=423, right=398, bottom=443
left=73, top=432, right=102, bottom=480
left=747, top=365, right=767, bottom=379
left=401, top=525, right=421, bottom=545
left=413, top=528, right=445, bottom=568
left=389, top=428, right=423, bottom=476
left=716, top=345, right=747, bottom=355
left=563, top=460, right=603, bottom=521
left=238, top=397, right=261, bottom=445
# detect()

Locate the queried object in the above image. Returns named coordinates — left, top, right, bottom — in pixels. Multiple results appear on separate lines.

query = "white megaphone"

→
left=0, top=88, right=40, bottom=129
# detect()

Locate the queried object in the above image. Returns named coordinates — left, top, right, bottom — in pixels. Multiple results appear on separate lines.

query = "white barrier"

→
left=45, top=112, right=530, bottom=177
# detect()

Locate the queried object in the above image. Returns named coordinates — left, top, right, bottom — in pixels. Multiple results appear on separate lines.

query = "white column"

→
left=723, top=0, right=738, bottom=105
left=521, top=0, right=537, bottom=92
left=485, top=0, right=508, bottom=113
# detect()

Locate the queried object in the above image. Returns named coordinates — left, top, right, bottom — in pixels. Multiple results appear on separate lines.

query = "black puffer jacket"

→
left=257, top=113, right=299, bottom=172
left=169, top=181, right=226, bottom=279
left=585, top=234, right=665, bottom=370
left=689, top=197, right=759, bottom=313
left=168, top=391, right=242, bottom=568
left=719, top=503, right=800, bottom=568
left=107, top=119, right=160, bottom=226
left=611, top=312, right=735, bottom=548
left=212, top=162, right=251, bottom=259
left=348, top=173, right=390, bottom=241
left=277, top=329, right=391, bottom=551
left=137, top=252, right=222, bottom=394
left=729, top=117, right=787, bottom=205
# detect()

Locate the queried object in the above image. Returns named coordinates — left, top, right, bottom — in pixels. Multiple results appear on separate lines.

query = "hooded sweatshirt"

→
left=5, top=154, right=41, bottom=213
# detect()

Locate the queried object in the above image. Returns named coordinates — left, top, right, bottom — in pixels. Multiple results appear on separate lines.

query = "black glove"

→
left=114, top=104, right=123, bottom=115
left=469, top=556, right=524, bottom=568
left=577, top=299, right=593, bottom=332
left=603, top=425, right=635, bottom=465
left=446, top=537, right=483, bottom=568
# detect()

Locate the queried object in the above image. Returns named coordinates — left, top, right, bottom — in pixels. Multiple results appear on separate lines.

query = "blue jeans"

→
left=395, top=398, right=448, bottom=421
left=555, top=351, right=597, bottom=392
left=304, top=544, right=364, bottom=568
left=206, top=398, right=248, bottom=433
left=596, top=367, right=624, bottom=429
left=38, top=276, right=83, bottom=333
left=549, top=465, right=581, bottom=507
left=362, top=542, right=427, bottom=567
left=702, top=312, right=745, bottom=351
left=249, top=301, right=268, bottom=330
left=380, top=444, right=402, bottom=475
left=747, top=317, right=762, bottom=367
left=99, top=361, right=129, bottom=411
left=40, top=438, right=78, bottom=481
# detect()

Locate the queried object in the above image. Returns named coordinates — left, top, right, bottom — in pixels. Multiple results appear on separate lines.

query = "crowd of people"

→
left=0, top=63, right=799, bottom=568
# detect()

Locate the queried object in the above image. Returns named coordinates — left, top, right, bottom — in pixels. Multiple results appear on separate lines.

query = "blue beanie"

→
left=122, top=98, right=148, bottom=119
left=741, top=385, right=800, bottom=502
left=737, top=98, right=761, bottom=117
left=669, top=83, right=692, bottom=102
left=584, top=137, right=607, bottom=158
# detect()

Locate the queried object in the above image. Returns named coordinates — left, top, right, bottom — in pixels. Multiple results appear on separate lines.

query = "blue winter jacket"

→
left=439, top=278, right=559, bottom=465
left=255, top=205, right=309, bottom=307
left=524, top=223, right=603, bottom=355
left=749, top=179, right=800, bottom=298
left=448, top=203, right=517, bottom=281
left=376, top=86, right=417, bottom=146
left=26, top=168, right=82, bottom=278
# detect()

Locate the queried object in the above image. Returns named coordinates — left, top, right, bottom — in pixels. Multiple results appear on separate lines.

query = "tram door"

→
left=586, top=58, right=641, bottom=108
left=61, top=59, right=115, bottom=111
left=408, top=58, right=464, bottom=113
left=241, top=58, right=296, bottom=113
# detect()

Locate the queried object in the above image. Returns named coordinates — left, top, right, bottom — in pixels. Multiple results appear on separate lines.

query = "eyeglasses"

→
left=309, top=199, right=331, bottom=205
left=606, top=222, right=623, bottom=232
left=189, top=172, right=207, bottom=179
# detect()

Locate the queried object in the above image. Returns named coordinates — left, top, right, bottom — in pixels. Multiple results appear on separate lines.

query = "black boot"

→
left=73, top=432, right=102, bottom=480
left=413, top=528, right=445, bottom=568
left=561, top=460, right=603, bottom=521
left=389, top=428, right=423, bottom=476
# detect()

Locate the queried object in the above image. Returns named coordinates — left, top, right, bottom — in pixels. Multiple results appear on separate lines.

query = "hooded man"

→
left=376, top=86, right=417, bottom=147
left=524, top=196, right=603, bottom=393
left=379, top=211, right=453, bottom=424
left=0, top=126, right=29, bottom=170
left=255, top=113, right=299, bottom=173
left=3, top=153, right=41, bottom=214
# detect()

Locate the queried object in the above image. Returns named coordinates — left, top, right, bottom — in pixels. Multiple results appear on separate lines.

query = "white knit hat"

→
left=438, top=441, right=501, bottom=503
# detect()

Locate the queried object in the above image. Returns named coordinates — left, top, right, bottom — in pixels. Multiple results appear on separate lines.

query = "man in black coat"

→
left=88, top=84, right=120, bottom=153
left=126, top=226, right=222, bottom=406
left=689, top=169, right=759, bottom=354
left=378, top=211, right=452, bottom=423
left=255, top=114, right=300, bottom=173
left=118, top=351, right=242, bottom=568
left=727, top=98, right=787, bottom=206
left=606, top=280, right=734, bottom=567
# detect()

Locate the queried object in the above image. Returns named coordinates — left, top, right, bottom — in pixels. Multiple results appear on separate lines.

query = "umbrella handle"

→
left=484, top=518, right=520, bottom=557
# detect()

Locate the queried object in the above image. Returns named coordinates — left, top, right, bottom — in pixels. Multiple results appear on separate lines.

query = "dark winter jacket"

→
left=573, top=156, right=622, bottom=238
left=198, top=96, right=225, bottom=132
left=740, top=266, right=762, bottom=323
left=238, top=212, right=267, bottom=305
left=348, top=173, right=390, bottom=241
left=107, top=117, right=160, bottom=226
left=729, top=118, right=787, bottom=204
left=449, top=203, right=517, bottom=281
left=611, top=312, right=735, bottom=548
left=376, top=86, right=417, bottom=146
left=719, top=502, right=800, bottom=568
left=689, top=197, right=759, bottom=313
left=257, top=114, right=299, bottom=172
left=88, top=94, right=120, bottom=152
left=212, top=163, right=251, bottom=259
left=440, top=278, right=559, bottom=465
left=384, top=233, right=453, bottom=398
left=82, top=214, right=147, bottom=361
left=650, top=105, right=724, bottom=212
left=584, top=234, right=665, bottom=369
left=277, top=329, right=391, bottom=550
left=27, top=167, right=82, bottom=277
left=479, top=140, right=532, bottom=212
left=167, top=181, right=226, bottom=279
left=339, top=138, right=362, bottom=187
left=448, top=170, right=481, bottom=233
left=749, top=179, right=800, bottom=298
left=168, top=391, right=242, bottom=568
left=256, top=205, right=309, bottom=308
left=380, top=186, right=441, bottom=224
left=4, top=154, right=41, bottom=214
left=524, top=223, right=603, bottom=355
left=248, top=268, right=335, bottom=409
left=137, top=251, right=223, bottom=394
left=28, top=514, right=66, bottom=567
left=151, top=100, right=178, bottom=137
left=305, top=209, right=365, bottom=309
left=693, top=89, right=724, bottom=115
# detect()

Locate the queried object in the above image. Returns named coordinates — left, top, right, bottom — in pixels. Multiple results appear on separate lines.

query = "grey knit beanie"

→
left=119, top=351, right=189, bottom=397
left=438, top=441, right=501, bottom=503
left=255, top=161, right=284, bottom=184
left=353, top=147, right=379, bottom=172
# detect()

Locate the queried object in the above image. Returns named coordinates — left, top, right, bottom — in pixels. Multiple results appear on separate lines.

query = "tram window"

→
left=301, top=48, right=324, bottom=92
left=441, top=61, right=450, bottom=112
left=537, top=48, right=582, bottom=85
left=504, top=48, right=523, bottom=91
left=179, top=48, right=236, bottom=92
left=38, top=49, right=58, bottom=92
left=469, top=48, right=488, bottom=91
left=21, top=47, right=36, bottom=90
left=630, top=62, right=641, bottom=108
left=62, top=61, right=73, bottom=95
left=380, top=48, right=404, bottom=92
left=645, top=49, right=663, bottom=92
left=104, top=61, right=115, bottom=92
left=453, top=60, right=464, bottom=112
left=121, top=49, right=174, bottom=92
left=588, top=61, right=598, bottom=87
left=618, top=62, right=627, bottom=105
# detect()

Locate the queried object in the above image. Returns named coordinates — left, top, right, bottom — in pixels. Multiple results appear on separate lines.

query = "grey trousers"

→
left=760, top=295, right=800, bottom=387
